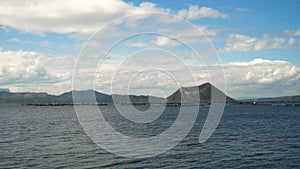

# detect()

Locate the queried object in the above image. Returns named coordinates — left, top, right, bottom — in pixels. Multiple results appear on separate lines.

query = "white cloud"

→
left=284, top=29, right=300, bottom=36
left=0, top=25, right=10, bottom=32
left=223, top=58, right=300, bottom=97
left=7, top=38, right=20, bottom=42
left=7, top=38, right=54, bottom=48
left=220, top=34, right=294, bottom=52
left=0, top=48, right=73, bottom=94
left=151, top=25, right=219, bottom=47
left=126, top=41, right=148, bottom=48
left=105, top=58, right=300, bottom=98
left=177, top=5, right=227, bottom=20
left=288, top=38, right=295, bottom=45
left=155, top=36, right=178, bottom=47
left=0, top=1, right=226, bottom=36
left=0, top=0, right=167, bottom=35
left=1, top=47, right=299, bottom=98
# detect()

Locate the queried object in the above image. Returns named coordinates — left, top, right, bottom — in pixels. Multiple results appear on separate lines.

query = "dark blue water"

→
left=0, top=104, right=299, bottom=168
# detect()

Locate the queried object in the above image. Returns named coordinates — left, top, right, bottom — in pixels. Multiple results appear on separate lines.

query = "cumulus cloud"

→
left=220, top=34, right=295, bottom=52
left=0, top=48, right=73, bottom=93
left=284, top=29, right=300, bottom=36
left=151, top=25, right=219, bottom=47
left=177, top=5, right=227, bottom=20
left=155, top=36, right=178, bottom=47
left=100, top=58, right=300, bottom=98
left=1, top=47, right=299, bottom=98
left=227, top=59, right=299, bottom=84
left=223, top=58, right=300, bottom=97
left=0, top=0, right=166, bottom=35
left=0, top=0, right=226, bottom=35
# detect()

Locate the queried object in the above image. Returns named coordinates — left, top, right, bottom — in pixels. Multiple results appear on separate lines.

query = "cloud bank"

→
left=0, top=0, right=226, bottom=35
left=220, top=34, right=295, bottom=52
left=1, top=48, right=299, bottom=98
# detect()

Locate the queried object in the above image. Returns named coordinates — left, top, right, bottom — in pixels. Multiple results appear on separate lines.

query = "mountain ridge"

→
left=242, top=95, right=300, bottom=102
left=1, top=83, right=299, bottom=104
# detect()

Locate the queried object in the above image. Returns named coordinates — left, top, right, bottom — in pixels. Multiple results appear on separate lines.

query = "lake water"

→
left=0, top=104, right=299, bottom=168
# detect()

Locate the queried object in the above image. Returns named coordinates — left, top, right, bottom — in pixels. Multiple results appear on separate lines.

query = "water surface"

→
left=0, top=105, right=299, bottom=168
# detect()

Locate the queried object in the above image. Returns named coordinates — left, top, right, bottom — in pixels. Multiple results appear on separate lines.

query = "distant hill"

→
left=0, top=90, right=164, bottom=104
left=61, top=90, right=165, bottom=104
left=167, top=83, right=237, bottom=103
left=0, top=90, right=112, bottom=104
left=61, top=90, right=112, bottom=103
left=0, top=88, right=10, bottom=92
left=245, top=95, right=300, bottom=103
left=0, top=92, right=70, bottom=104
left=112, top=94, right=165, bottom=104
left=1, top=83, right=299, bottom=104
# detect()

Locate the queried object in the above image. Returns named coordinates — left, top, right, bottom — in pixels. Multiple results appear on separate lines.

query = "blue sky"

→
left=0, top=0, right=299, bottom=98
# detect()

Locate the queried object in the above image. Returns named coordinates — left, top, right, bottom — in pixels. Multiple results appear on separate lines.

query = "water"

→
left=0, top=104, right=299, bottom=168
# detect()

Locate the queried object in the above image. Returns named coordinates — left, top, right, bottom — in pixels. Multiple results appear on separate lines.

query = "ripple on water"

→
left=0, top=105, right=299, bottom=168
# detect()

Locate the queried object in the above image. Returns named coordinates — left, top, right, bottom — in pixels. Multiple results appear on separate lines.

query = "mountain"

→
left=0, top=90, right=111, bottom=104
left=0, top=92, right=70, bottom=104
left=0, top=83, right=237, bottom=104
left=244, top=95, right=300, bottom=103
left=167, top=83, right=237, bottom=103
left=1, top=83, right=299, bottom=104
left=0, top=90, right=163, bottom=104
left=112, top=94, right=165, bottom=104
left=60, top=90, right=109, bottom=98
left=0, top=88, right=10, bottom=92
left=60, top=90, right=112, bottom=103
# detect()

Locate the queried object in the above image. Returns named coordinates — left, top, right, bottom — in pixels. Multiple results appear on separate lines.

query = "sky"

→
left=0, top=0, right=299, bottom=98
